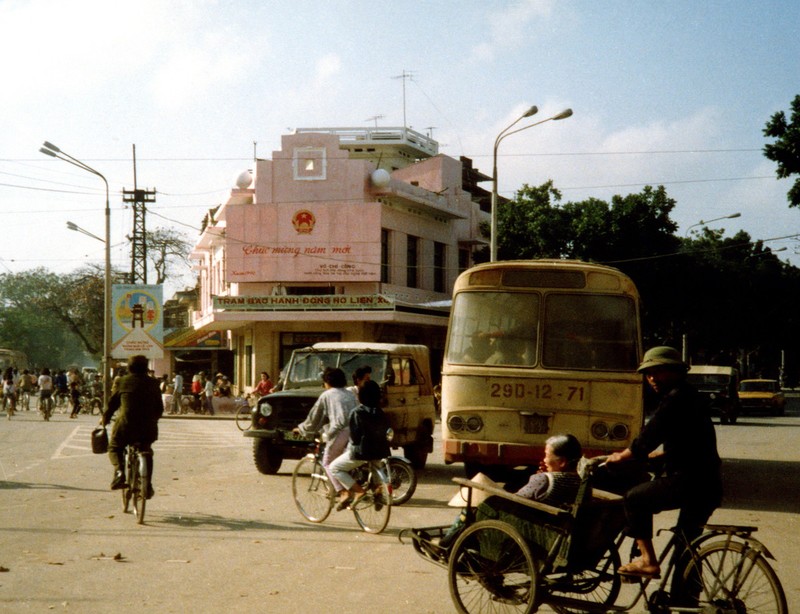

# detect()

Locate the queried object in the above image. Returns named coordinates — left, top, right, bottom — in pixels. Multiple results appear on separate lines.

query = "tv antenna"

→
left=365, top=115, right=385, bottom=127
left=392, top=69, right=415, bottom=128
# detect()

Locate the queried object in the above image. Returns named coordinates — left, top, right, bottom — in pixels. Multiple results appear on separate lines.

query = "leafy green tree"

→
left=763, top=94, right=800, bottom=207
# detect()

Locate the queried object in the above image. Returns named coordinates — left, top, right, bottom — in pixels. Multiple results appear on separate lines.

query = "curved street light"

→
left=684, top=212, right=741, bottom=237
left=491, top=107, right=573, bottom=261
left=41, top=142, right=112, bottom=414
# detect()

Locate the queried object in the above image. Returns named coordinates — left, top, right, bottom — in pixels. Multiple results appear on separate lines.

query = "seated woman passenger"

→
left=439, top=433, right=584, bottom=548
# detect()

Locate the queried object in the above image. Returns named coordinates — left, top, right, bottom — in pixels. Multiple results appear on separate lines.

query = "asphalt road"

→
left=1, top=399, right=798, bottom=613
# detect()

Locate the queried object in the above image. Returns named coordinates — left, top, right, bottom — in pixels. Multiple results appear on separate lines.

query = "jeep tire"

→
left=253, top=439, right=283, bottom=474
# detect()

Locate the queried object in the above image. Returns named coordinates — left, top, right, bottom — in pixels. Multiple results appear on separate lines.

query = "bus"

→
left=0, top=348, right=28, bottom=372
left=441, top=260, right=643, bottom=475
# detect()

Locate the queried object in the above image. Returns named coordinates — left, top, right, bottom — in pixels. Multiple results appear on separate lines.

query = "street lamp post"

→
left=40, top=143, right=112, bottom=413
left=684, top=212, right=741, bottom=237
left=490, top=106, right=573, bottom=262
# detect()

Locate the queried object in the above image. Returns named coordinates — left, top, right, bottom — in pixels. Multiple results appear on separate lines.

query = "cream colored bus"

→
left=442, top=260, right=643, bottom=475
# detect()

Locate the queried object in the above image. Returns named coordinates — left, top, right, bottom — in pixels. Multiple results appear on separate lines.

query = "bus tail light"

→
left=591, top=421, right=610, bottom=440
left=611, top=423, right=629, bottom=440
left=448, top=415, right=465, bottom=432
left=465, top=416, right=483, bottom=433
left=592, top=420, right=630, bottom=441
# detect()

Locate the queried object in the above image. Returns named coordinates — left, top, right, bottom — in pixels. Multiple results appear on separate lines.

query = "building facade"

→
left=189, top=127, right=489, bottom=393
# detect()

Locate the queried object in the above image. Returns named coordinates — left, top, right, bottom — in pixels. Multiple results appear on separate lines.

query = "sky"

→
left=1, top=0, right=799, bottom=297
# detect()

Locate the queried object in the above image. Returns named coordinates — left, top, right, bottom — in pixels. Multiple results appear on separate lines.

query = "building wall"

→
left=191, top=128, right=488, bottom=392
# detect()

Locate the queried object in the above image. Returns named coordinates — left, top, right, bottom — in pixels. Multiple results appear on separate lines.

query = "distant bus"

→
left=441, top=260, right=644, bottom=475
left=0, top=348, right=29, bottom=372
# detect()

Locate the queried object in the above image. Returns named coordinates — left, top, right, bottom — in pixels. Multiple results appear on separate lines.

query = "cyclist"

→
left=37, top=368, right=54, bottom=417
left=252, top=371, right=273, bottom=398
left=606, top=346, right=722, bottom=578
left=101, top=355, right=164, bottom=497
left=293, top=367, right=358, bottom=499
left=18, top=369, right=34, bottom=411
left=329, top=380, right=390, bottom=510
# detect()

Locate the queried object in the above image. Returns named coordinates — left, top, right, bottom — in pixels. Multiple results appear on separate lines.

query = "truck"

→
left=244, top=342, right=437, bottom=474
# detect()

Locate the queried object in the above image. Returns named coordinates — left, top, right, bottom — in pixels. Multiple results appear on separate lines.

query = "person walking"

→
left=171, top=372, right=184, bottom=414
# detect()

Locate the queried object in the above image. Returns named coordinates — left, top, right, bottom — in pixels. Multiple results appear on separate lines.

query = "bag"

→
left=351, top=405, right=391, bottom=461
left=91, top=427, right=109, bottom=454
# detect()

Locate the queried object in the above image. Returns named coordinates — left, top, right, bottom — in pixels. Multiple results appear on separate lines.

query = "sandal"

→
left=335, top=495, right=352, bottom=512
left=618, top=558, right=661, bottom=578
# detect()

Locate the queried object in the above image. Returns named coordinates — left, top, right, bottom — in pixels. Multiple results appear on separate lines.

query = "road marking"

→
left=51, top=422, right=243, bottom=459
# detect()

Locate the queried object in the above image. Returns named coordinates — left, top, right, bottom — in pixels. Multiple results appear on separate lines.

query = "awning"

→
left=164, top=328, right=226, bottom=350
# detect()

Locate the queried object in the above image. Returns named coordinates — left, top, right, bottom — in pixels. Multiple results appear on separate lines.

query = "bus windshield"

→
left=446, top=291, right=637, bottom=371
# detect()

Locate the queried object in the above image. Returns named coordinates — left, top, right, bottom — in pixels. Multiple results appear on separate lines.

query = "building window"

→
left=292, top=147, right=327, bottom=181
left=381, top=228, right=390, bottom=283
left=434, top=241, right=446, bottom=292
left=407, top=235, right=419, bottom=288
left=459, top=247, right=470, bottom=274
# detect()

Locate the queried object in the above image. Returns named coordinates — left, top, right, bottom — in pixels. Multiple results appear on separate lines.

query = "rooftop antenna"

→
left=365, top=115, right=385, bottom=127
left=426, top=126, right=437, bottom=139
left=392, top=69, right=415, bottom=128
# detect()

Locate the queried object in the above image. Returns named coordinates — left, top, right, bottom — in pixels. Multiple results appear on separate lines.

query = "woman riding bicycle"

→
left=328, top=380, right=390, bottom=510
left=606, top=346, right=722, bottom=578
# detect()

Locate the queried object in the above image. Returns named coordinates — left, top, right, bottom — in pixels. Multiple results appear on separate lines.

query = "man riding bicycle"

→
left=101, top=355, right=164, bottom=498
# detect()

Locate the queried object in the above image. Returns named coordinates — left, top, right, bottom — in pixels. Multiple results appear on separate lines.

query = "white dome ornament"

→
left=370, top=168, right=391, bottom=188
left=235, top=169, right=253, bottom=189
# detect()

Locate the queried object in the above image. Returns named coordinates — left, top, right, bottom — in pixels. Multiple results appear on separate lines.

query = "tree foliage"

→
left=493, top=182, right=800, bottom=380
left=763, top=94, right=800, bottom=207
left=146, top=227, right=193, bottom=285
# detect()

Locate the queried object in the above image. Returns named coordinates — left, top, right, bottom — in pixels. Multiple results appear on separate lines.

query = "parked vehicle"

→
left=244, top=342, right=436, bottom=474
left=686, top=365, right=740, bottom=424
left=738, top=379, right=786, bottom=416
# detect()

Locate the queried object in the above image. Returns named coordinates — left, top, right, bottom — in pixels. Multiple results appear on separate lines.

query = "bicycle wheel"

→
left=292, top=456, right=334, bottom=523
left=387, top=457, right=417, bottom=506
left=352, top=472, right=391, bottom=534
left=680, top=539, right=787, bottom=613
left=235, top=403, right=252, bottom=431
left=132, top=455, right=147, bottom=524
left=448, top=520, right=539, bottom=614
left=546, top=543, right=621, bottom=614
left=122, top=453, right=133, bottom=513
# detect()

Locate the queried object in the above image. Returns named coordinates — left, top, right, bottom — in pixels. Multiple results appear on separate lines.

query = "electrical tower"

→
left=122, top=144, right=156, bottom=284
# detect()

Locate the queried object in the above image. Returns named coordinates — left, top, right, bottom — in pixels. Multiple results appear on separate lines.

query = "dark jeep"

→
left=243, top=342, right=436, bottom=474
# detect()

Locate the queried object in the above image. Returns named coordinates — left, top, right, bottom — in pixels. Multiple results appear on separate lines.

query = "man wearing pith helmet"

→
left=605, top=346, right=722, bottom=578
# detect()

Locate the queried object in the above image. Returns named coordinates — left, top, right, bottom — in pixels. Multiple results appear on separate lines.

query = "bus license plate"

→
left=522, top=413, right=551, bottom=434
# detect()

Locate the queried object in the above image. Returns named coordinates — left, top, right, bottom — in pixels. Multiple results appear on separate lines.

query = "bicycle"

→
left=235, top=398, right=254, bottom=431
left=403, top=462, right=788, bottom=614
left=39, top=393, right=54, bottom=421
left=291, top=434, right=392, bottom=534
left=121, top=442, right=153, bottom=525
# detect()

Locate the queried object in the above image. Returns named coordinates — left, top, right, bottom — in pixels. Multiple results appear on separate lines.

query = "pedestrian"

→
left=69, top=379, right=81, bottom=418
left=204, top=374, right=215, bottom=415
left=346, top=365, right=372, bottom=397
left=3, top=367, right=17, bottom=419
left=100, top=355, right=163, bottom=498
left=606, top=346, right=722, bottom=578
left=172, top=372, right=184, bottom=414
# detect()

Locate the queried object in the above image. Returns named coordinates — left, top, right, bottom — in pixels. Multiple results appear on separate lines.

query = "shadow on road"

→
left=0, top=480, right=105, bottom=493
left=157, top=512, right=283, bottom=531
left=722, top=458, right=800, bottom=513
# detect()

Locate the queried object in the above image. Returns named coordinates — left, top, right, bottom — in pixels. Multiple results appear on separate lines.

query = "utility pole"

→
left=122, top=144, right=156, bottom=284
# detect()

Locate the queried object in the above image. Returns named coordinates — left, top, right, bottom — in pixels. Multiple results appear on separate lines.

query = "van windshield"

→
left=285, top=351, right=388, bottom=389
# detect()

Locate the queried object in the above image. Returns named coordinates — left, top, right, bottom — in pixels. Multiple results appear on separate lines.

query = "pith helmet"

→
left=637, top=346, right=687, bottom=373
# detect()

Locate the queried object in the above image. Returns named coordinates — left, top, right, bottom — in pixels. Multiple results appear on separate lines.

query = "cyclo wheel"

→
left=292, top=456, right=334, bottom=523
left=132, top=454, right=147, bottom=525
left=546, top=543, right=621, bottom=614
left=448, top=520, right=539, bottom=614
left=235, top=403, right=252, bottom=431
left=680, top=539, right=787, bottom=613
left=352, top=467, right=391, bottom=534
left=387, top=457, right=417, bottom=506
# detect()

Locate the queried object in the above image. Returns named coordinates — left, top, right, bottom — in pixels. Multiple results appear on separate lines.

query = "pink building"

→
left=190, top=127, right=490, bottom=393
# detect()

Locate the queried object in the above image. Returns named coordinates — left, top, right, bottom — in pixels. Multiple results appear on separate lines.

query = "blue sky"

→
left=1, top=0, right=798, bottom=295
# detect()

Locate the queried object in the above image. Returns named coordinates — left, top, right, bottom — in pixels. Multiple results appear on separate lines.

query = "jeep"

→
left=244, top=342, right=436, bottom=474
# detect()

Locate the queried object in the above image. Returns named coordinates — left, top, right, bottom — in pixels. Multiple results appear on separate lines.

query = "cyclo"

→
left=401, top=460, right=787, bottom=614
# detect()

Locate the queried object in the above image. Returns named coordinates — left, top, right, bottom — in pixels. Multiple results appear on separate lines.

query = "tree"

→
left=146, top=227, right=193, bottom=285
left=763, top=94, right=800, bottom=207
left=0, top=265, right=127, bottom=366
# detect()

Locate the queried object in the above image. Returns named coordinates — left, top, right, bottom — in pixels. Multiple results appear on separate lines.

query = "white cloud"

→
left=314, top=54, right=342, bottom=86
left=471, top=0, right=555, bottom=61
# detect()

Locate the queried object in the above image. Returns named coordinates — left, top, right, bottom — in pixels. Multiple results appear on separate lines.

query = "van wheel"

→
left=403, top=444, right=428, bottom=470
left=253, top=439, right=282, bottom=474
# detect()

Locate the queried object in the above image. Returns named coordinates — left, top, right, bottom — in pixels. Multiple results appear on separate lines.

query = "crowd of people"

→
left=1, top=366, right=102, bottom=420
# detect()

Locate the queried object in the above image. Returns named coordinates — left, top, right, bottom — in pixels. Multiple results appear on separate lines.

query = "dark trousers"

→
left=624, top=473, right=721, bottom=541
left=109, top=433, right=155, bottom=483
